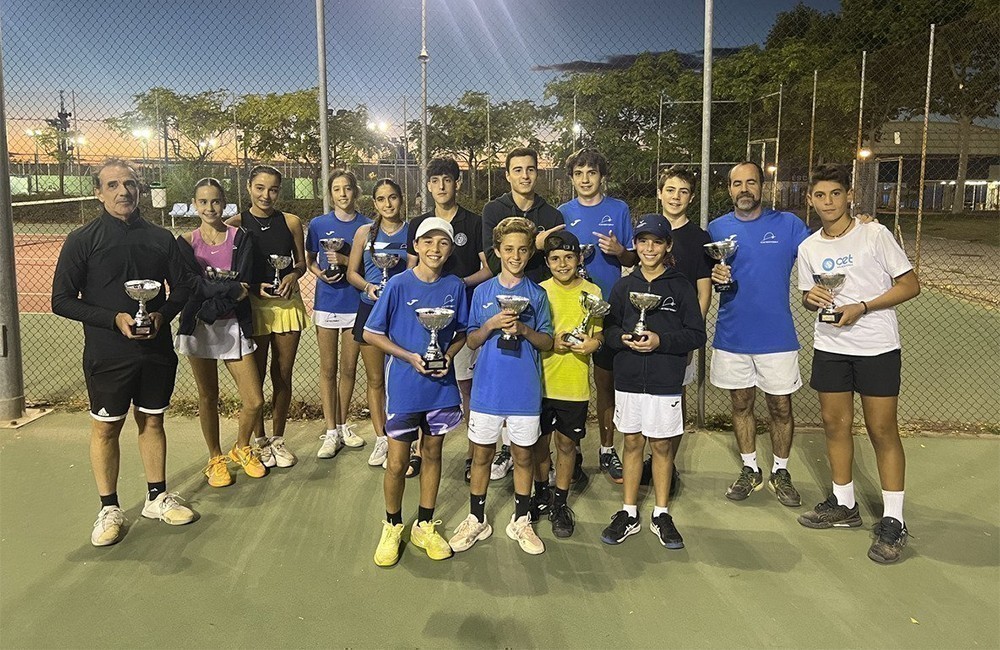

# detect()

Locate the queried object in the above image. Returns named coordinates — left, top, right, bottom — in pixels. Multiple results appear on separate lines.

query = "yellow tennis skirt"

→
left=250, top=292, right=310, bottom=336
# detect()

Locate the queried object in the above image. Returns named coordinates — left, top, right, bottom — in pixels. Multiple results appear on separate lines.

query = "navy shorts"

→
left=385, top=406, right=463, bottom=443
left=541, top=398, right=588, bottom=441
left=84, top=353, right=178, bottom=421
left=593, top=344, right=616, bottom=371
left=810, top=349, right=901, bottom=397
left=352, top=300, right=375, bottom=344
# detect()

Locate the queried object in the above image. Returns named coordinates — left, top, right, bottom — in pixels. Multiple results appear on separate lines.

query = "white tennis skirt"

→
left=175, top=318, right=256, bottom=360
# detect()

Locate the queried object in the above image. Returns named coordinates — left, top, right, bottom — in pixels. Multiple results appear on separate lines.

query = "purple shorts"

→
left=385, top=406, right=463, bottom=443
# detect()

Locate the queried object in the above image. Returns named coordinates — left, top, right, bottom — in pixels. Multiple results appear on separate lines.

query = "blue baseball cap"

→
left=634, top=214, right=672, bottom=241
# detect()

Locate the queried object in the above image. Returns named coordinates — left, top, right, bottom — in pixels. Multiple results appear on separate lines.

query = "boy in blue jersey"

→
left=707, top=161, right=810, bottom=508
left=363, top=217, right=469, bottom=567
left=449, top=217, right=554, bottom=556
left=558, top=149, right=637, bottom=484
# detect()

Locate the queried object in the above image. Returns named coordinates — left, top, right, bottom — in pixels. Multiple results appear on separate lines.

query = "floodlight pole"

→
left=915, top=24, right=935, bottom=274
left=316, top=0, right=331, bottom=214
left=486, top=94, right=491, bottom=200
left=402, top=96, right=409, bottom=218
left=772, top=83, right=782, bottom=208
left=420, top=0, right=429, bottom=211
left=696, top=0, right=713, bottom=429
left=655, top=90, right=664, bottom=200
left=805, top=69, right=817, bottom=226
left=851, top=50, right=866, bottom=216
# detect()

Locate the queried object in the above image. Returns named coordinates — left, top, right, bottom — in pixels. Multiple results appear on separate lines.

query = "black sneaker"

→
left=549, top=502, right=576, bottom=538
left=797, top=495, right=863, bottom=529
left=725, top=466, right=764, bottom=501
left=868, top=516, right=908, bottom=564
left=529, top=490, right=553, bottom=523
left=601, top=510, right=640, bottom=545
left=650, top=512, right=684, bottom=549
left=600, top=448, right=624, bottom=484
left=669, top=465, right=680, bottom=498
left=463, top=458, right=472, bottom=484
left=640, top=455, right=652, bottom=486
left=767, top=469, right=801, bottom=507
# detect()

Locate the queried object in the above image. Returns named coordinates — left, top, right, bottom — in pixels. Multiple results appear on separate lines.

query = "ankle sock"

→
left=471, top=494, right=486, bottom=523
left=100, top=493, right=119, bottom=508
left=386, top=510, right=403, bottom=525
left=147, top=481, right=166, bottom=502
left=772, top=455, right=789, bottom=472
left=652, top=506, right=668, bottom=517
left=514, top=493, right=531, bottom=519
left=417, top=506, right=435, bottom=524
left=553, top=488, right=568, bottom=508
left=833, top=481, right=856, bottom=508
left=882, top=490, right=905, bottom=524
left=740, top=452, right=759, bottom=472
left=623, top=504, right=638, bottom=518
left=600, top=446, right=613, bottom=455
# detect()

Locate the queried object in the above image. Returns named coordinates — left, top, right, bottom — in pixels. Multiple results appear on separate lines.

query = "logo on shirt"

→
left=599, top=215, right=614, bottom=227
left=569, top=219, right=582, bottom=227
left=454, top=232, right=468, bottom=247
left=822, top=255, right=854, bottom=271
left=761, top=232, right=778, bottom=244
left=482, top=301, right=494, bottom=309
left=671, top=400, right=680, bottom=408
left=442, top=294, right=456, bottom=308
left=325, top=230, right=336, bottom=236
left=209, top=249, right=219, bottom=254
left=407, top=299, right=419, bottom=306
left=659, top=296, right=677, bottom=312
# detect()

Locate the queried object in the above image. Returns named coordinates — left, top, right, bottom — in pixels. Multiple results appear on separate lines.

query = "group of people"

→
left=52, top=147, right=919, bottom=567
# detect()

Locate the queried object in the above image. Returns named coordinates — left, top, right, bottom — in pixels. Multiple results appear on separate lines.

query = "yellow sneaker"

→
left=204, top=455, right=233, bottom=487
left=374, top=521, right=404, bottom=567
left=410, top=520, right=454, bottom=560
left=229, top=444, right=267, bottom=479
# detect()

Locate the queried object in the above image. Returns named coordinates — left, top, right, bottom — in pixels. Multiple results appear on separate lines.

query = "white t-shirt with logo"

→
left=797, top=220, right=913, bottom=356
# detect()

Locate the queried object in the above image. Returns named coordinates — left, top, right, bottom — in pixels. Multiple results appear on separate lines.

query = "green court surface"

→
left=1, top=413, right=997, bottom=648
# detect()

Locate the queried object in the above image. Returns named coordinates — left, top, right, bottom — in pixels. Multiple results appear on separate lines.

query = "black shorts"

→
left=352, top=301, right=375, bottom=344
left=84, top=353, right=178, bottom=421
left=593, top=344, right=616, bottom=371
left=541, top=398, right=589, bottom=441
left=810, top=349, right=901, bottom=397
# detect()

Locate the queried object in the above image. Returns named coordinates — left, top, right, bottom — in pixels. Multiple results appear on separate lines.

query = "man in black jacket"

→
left=52, top=159, right=195, bottom=547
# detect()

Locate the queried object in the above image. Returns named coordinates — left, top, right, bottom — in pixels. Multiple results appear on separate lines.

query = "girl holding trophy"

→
left=175, top=178, right=267, bottom=487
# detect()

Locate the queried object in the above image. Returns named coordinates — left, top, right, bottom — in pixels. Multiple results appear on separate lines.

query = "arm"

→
left=275, top=213, right=307, bottom=298
left=463, top=251, right=493, bottom=288
left=224, top=213, right=242, bottom=228
left=696, top=277, right=712, bottom=318
left=513, top=322, right=553, bottom=352
left=346, top=226, right=373, bottom=294
left=158, top=236, right=192, bottom=324
left=834, top=270, right=920, bottom=328
left=655, top=284, right=706, bottom=354
left=51, top=234, right=120, bottom=330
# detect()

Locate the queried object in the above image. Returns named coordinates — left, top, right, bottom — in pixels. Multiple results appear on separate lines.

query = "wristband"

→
left=861, top=301, right=869, bottom=314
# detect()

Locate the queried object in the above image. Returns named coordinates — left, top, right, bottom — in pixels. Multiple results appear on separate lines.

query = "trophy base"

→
left=423, top=356, right=448, bottom=371
left=323, top=265, right=347, bottom=281
left=262, top=285, right=281, bottom=296
left=131, top=323, right=153, bottom=336
left=497, top=336, right=520, bottom=351
left=713, top=280, right=737, bottom=293
left=819, top=311, right=843, bottom=324
left=561, top=332, right=584, bottom=347
left=630, top=331, right=649, bottom=342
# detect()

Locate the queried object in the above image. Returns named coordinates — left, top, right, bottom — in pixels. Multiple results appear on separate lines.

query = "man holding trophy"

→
left=52, top=159, right=195, bottom=547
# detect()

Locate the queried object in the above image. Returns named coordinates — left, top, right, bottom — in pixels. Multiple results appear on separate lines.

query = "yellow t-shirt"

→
left=541, top=278, right=604, bottom=402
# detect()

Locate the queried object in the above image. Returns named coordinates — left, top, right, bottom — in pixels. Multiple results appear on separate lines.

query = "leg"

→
left=251, top=335, right=271, bottom=439
left=337, top=329, right=360, bottom=425
left=418, top=434, right=444, bottom=509
left=469, top=441, right=496, bottom=497
left=621, top=432, right=645, bottom=506
left=134, top=410, right=166, bottom=484
left=90, top=418, right=126, bottom=496
left=594, top=365, right=615, bottom=448
left=764, top=392, right=794, bottom=459
left=730, top=387, right=757, bottom=455
left=819, top=392, right=855, bottom=485
left=648, top=437, right=674, bottom=509
left=510, top=443, right=534, bottom=497
left=269, top=331, right=302, bottom=438
left=383, top=436, right=410, bottom=515
left=360, top=344, right=387, bottom=437
left=188, top=356, right=222, bottom=457
left=553, top=432, right=577, bottom=491
left=533, top=433, right=552, bottom=483
left=861, top=396, right=905, bottom=492
left=223, top=354, right=265, bottom=448
left=316, top=326, right=339, bottom=431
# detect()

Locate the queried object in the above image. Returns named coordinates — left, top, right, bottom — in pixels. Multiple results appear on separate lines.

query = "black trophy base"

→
left=713, top=280, right=737, bottom=293
left=131, top=323, right=153, bottom=336
left=561, top=332, right=584, bottom=347
left=497, top=336, right=520, bottom=351
left=819, top=311, right=843, bottom=324
left=262, top=284, right=281, bottom=296
left=629, top=331, right=649, bottom=342
left=323, top=265, right=347, bottom=281
left=423, top=356, right=448, bottom=371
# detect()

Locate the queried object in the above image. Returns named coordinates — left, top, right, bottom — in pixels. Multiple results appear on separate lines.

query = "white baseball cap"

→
left=413, top=216, right=454, bottom=241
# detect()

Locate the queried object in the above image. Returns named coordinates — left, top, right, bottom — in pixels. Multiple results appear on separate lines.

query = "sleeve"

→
left=160, top=236, right=191, bottom=323
left=453, top=281, right=470, bottom=333
left=871, top=225, right=913, bottom=278
left=603, top=282, right=628, bottom=352
left=406, top=216, right=420, bottom=256
left=619, top=204, right=635, bottom=251
left=364, top=282, right=394, bottom=335
left=657, top=280, right=707, bottom=354
left=797, top=243, right=816, bottom=291
left=533, top=290, right=553, bottom=336
left=50, top=232, right=119, bottom=329
left=467, top=284, right=484, bottom=332
left=305, top=219, right=318, bottom=253
left=791, top=216, right=811, bottom=254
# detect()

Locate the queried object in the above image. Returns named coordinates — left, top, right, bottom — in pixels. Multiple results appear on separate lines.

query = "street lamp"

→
left=858, top=148, right=872, bottom=160
left=25, top=128, right=44, bottom=193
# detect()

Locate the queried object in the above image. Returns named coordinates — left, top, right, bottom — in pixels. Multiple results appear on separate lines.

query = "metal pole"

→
left=806, top=70, right=817, bottom=225
left=851, top=50, right=866, bottom=216
left=572, top=93, right=578, bottom=151
left=696, top=0, right=713, bottom=429
left=402, top=96, right=409, bottom=218
left=419, top=0, right=429, bottom=211
left=895, top=156, right=904, bottom=246
left=316, top=0, right=331, bottom=214
left=486, top=94, right=491, bottom=200
left=232, top=102, right=242, bottom=212
left=0, top=24, right=27, bottom=422
left=915, top=24, right=935, bottom=273
left=745, top=96, right=752, bottom=160
left=655, top=91, right=664, bottom=199
left=772, top=83, right=782, bottom=208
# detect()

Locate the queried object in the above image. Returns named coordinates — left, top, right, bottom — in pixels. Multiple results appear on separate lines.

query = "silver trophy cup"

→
left=124, top=279, right=162, bottom=336
left=205, top=266, right=239, bottom=282
left=371, top=252, right=401, bottom=296
left=629, top=291, right=662, bottom=340
left=562, top=290, right=611, bottom=346
left=578, top=243, right=596, bottom=280
left=496, top=294, right=531, bottom=351
left=266, top=254, right=293, bottom=295
left=415, top=307, right=456, bottom=371
left=813, top=273, right=847, bottom=323
left=319, top=237, right=347, bottom=280
left=704, top=236, right=739, bottom=293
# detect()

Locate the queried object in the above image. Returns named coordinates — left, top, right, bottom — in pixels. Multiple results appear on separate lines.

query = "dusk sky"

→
left=3, top=0, right=840, bottom=155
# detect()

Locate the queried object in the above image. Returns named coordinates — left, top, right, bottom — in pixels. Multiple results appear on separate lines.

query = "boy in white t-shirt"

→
left=796, top=164, right=920, bottom=564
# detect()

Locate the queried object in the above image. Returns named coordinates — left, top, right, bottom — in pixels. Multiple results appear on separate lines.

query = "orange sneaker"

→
left=229, top=444, right=267, bottom=479
left=204, top=455, right=233, bottom=487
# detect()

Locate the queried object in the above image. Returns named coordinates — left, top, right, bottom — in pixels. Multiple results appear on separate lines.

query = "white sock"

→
left=600, top=446, right=614, bottom=455
left=832, top=481, right=856, bottom=508
left=375, top=434, right=386, bottom=441
left=623, top=504, right=638, bottom=518
left=740, top=452, right=759, bottom=472
left=254, top=435, right=269, bottom=446
left=772, top=455, right=789, bottom=472
left=882, top=490, right=905, bottom=524
left=652, top=506, right=668, bottom=517
left=336, top=424, right=346, bottom=434
left=326, top=428, right=338, bottom=437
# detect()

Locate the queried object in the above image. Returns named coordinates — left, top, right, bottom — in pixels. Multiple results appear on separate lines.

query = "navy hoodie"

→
left=605, top=266, right=707, bottom=395
left=482, top=192, right=564, bottom=282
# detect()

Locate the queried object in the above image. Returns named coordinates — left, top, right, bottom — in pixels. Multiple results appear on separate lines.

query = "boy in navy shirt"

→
left=363, top=217, right=469, bottom=567
left=449, top=217, right=554, bottom=556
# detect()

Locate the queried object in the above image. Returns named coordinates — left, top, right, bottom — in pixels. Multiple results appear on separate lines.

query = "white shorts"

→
left=682, top=352, right=696, bottom=387
left=710, top=349, right=802, bottom=395
left=453, top=343, right=478, bottom=382
left=314, top=310, right=356, bottom=330
left=468, top=411, right=540, bottom=447
left=174, top=319, right=256, bottom=360
left=613, top=391, right=684, bottom=438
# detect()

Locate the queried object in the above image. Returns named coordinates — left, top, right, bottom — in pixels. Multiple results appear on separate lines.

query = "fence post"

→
left=915, top=24, right=935, bottom=274
left=696, top=0, right=714, bottom=429
left=316, top=0, right=330, bottom=215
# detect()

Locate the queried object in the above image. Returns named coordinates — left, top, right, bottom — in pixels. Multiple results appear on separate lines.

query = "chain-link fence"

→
left=4, top=0, right=998, bottom=430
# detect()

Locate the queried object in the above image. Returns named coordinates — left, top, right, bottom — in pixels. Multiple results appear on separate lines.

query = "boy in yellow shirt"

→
left=536, top=231, right=605, bottom=538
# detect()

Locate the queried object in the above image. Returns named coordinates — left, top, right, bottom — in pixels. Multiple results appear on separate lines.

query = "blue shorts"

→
left=385, top=406, right=463, bottom=443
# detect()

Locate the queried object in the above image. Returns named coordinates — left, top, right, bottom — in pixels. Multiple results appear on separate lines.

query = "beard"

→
left=735, top=193, right=760, bottom=212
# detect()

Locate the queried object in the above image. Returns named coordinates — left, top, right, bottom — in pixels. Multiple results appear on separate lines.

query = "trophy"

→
left=578, top=244, right=596, bottom=280
left=124, top=279, right=162, bottom=336
left=415, top=307, right=455, bottom=371
left=266, top=254, right=293, bottom=295
left=371, top=252, right=400, bottom=296
left=205, top=266, right=238, bottom=282
left=562, top=291, right=611, bottom=346
left=704, top=235, right=739, bottom=293
left=813, top=273, right=847, bottom=323
left=319, top=238, right=347, bottom=280
left=629, top=291, right=662, bottom=340
left=496, top=294, right=531, bottom=351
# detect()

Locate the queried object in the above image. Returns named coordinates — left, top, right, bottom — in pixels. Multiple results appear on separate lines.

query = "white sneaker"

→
left=317, top=430, right=344, bottom=459
left=269, top=436, right=298, bottom=468
left=506, top=514, right=545, bottom=555
left=340, top=424, right=366, bottom=448
left=490, top=445, right=513, bottom=480
left=368, top=436, right=389, bottom=467
left=256, top=436, right=276, bottom=468
left=91, top=505, right=127, bottom=547
left=449, top=513, right=493, bottom=552
left=141, top=493, right=195, bottom=526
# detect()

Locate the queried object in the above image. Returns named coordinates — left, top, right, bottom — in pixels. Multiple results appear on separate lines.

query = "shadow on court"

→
left=1, top=412, right=997, bottom=648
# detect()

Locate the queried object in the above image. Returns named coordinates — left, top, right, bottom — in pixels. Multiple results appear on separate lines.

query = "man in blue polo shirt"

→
left=708, top=161, right=810, bottom=509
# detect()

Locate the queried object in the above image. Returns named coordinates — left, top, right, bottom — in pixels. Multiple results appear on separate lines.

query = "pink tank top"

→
left=192, top=226, right=236, bottom=273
